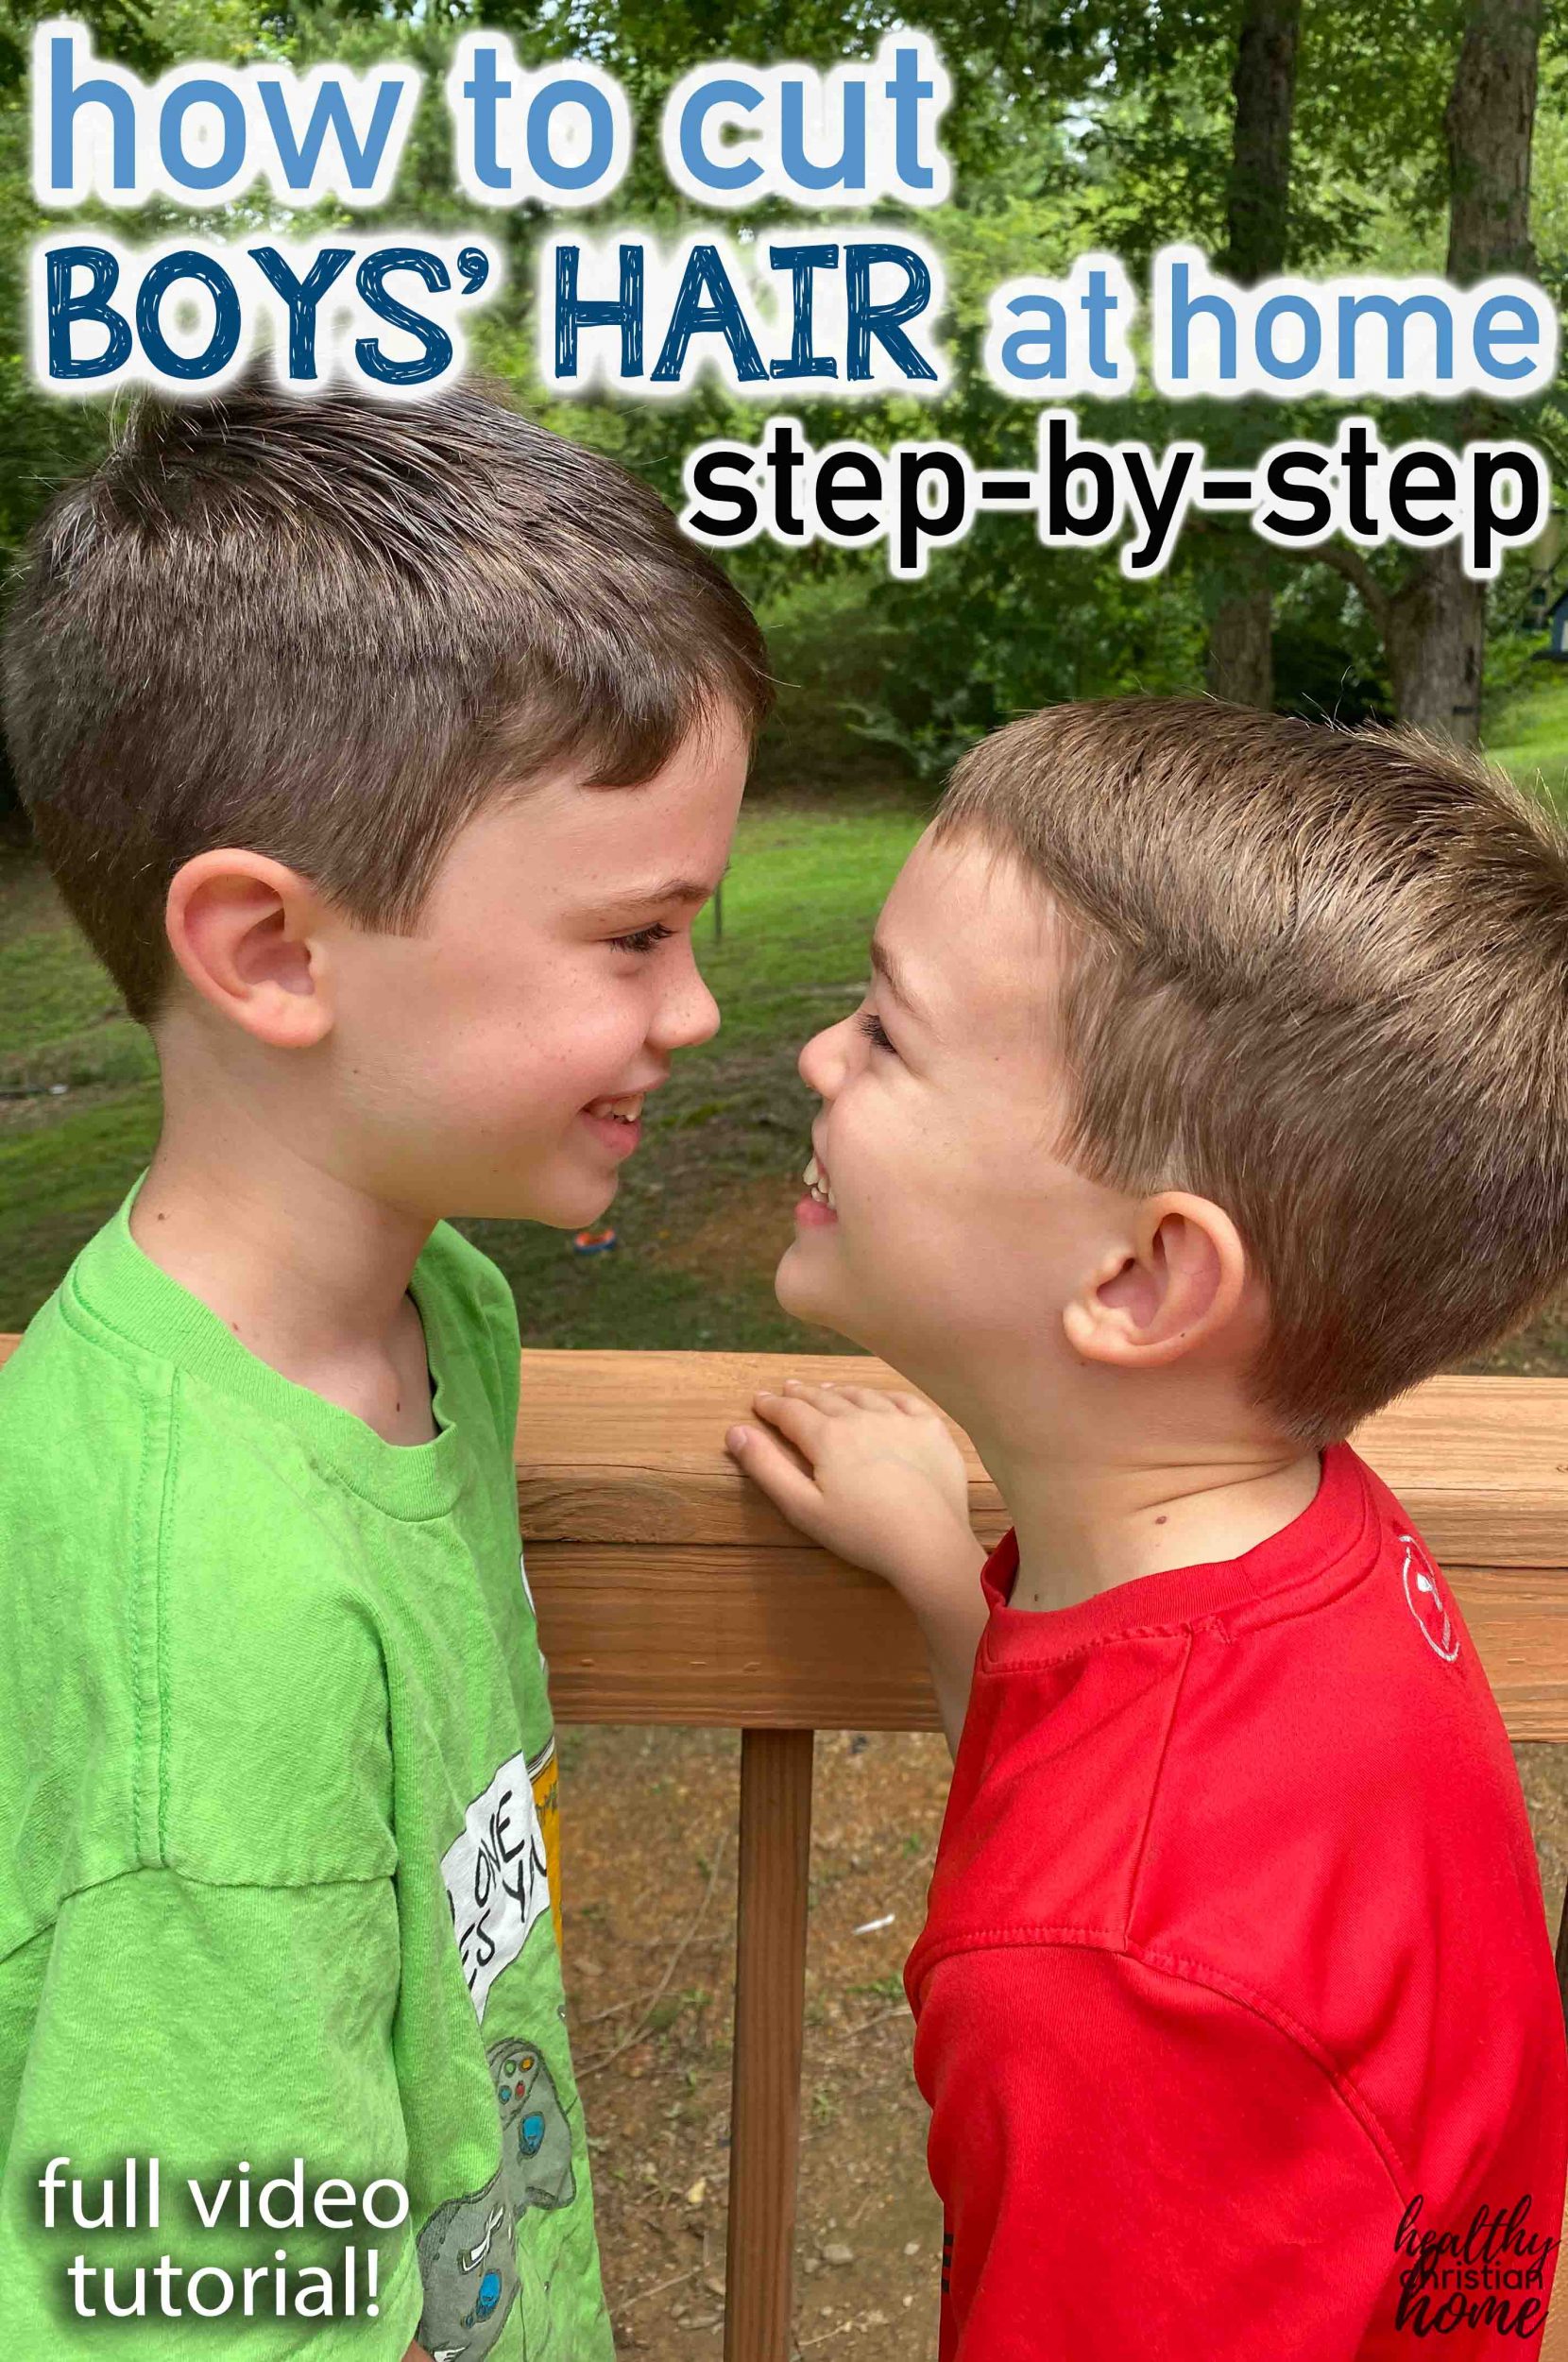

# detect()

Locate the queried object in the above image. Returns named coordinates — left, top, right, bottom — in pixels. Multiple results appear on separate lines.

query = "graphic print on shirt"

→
left=414, top=2036, right=577, bottom=2360
left=530, top=1737, right=563, bottom=1951
left=441, top=1743, right=561, bottom=2018
left=1399, top=1532, right=1460, bottom=1662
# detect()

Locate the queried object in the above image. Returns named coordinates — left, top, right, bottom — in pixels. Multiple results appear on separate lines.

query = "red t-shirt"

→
left=904, top=1443, right=1567, bottom=2359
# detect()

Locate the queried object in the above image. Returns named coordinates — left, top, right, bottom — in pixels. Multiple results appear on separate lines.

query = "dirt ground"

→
left=560, top=1725, right=951, bottom=2359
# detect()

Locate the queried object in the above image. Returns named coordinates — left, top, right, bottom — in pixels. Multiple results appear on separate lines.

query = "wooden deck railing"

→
left=6, top=1334, right=1568, bottom=2353
left=517, top=1351, right=1568, bottom=2362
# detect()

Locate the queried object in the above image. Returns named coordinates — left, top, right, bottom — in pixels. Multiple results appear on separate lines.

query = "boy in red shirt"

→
left=725, top=698, right=1568, bottom=2358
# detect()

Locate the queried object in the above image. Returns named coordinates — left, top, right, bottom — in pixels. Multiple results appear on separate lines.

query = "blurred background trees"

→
left=2, top=0, right=1564, bottom=813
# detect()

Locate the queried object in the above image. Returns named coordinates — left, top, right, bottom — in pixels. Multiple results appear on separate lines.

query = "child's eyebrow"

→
left=586, top=866, right=731, bottom=923
left=869, top=933, right=929, bottom=1025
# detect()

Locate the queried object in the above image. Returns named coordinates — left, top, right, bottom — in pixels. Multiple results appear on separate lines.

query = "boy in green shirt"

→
left=0, top=383, right=770, bottom=2356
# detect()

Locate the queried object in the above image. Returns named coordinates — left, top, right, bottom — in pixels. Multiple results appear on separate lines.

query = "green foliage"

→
left=0, top=0, right=1560, bottom=815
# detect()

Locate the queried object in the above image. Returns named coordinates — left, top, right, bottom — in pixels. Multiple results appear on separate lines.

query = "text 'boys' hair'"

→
left=3, top=383, right=773, bottom=1019
left=935, top=697, right=1568, bottom=1444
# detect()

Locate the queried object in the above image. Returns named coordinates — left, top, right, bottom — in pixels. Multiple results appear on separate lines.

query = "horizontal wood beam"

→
left=6, top=1337, right=1566, bottom=1731
left=525, top=1546, right=1568, bottom=1739
left=513, top=1352, right=1568, bottom=1569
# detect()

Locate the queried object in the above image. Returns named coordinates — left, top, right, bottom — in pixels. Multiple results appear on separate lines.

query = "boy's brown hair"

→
left=3, top=383, right=772, bottom=1021
left=935, top=697, right=1568, bottom=1444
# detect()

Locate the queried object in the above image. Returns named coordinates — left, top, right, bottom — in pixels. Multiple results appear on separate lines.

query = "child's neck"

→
left=132, top=1070, right=438, bottom=1446
left=943, top=1370, right=1321, bottom=1615
left=996, top=1446, right=1323, bottom=1614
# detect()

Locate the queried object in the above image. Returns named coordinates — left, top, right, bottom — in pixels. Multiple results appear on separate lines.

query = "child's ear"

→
left=164, top=850, right=334, bottom=1050
left=1062, top=1191, right=1251, bottom=1371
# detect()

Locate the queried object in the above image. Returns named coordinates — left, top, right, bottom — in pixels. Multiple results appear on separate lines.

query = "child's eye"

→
left=858, top=1009, right=895, bottom=1053
left=607, top=922, right=674, bottom=955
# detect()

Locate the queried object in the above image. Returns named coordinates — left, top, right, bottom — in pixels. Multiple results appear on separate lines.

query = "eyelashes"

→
left=608, top=922, right=675, bottom=954
left=858, top=1009, right=895, bottom=1053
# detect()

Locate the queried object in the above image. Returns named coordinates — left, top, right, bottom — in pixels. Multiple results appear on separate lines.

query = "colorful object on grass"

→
left=571, top=1225, right=618, bottom=1257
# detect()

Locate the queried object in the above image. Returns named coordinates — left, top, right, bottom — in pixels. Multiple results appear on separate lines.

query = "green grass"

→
left=0, top=789, right=931, bottom=1341
left=1483, top=667, right=1568, bottom=810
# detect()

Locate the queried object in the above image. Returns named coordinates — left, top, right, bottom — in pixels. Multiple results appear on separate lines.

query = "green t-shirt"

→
left=0, top=1189, right=612, bottom=2359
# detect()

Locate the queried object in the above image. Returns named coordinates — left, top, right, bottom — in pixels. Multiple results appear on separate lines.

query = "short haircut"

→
left=935, top=697, right=1568, bottom=1444
left=3, top=382, right=773, bottom=1020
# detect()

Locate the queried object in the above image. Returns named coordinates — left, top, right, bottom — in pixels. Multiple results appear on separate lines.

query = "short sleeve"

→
left=0, top=1868, right=423, bottom=2356
left=914, top=1943, right=1410, bottom=2362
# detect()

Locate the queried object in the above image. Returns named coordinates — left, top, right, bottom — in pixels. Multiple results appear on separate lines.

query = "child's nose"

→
left=798, top=1017, right=848, bottom=1096
left=653, top=953, right=721, bottom=1053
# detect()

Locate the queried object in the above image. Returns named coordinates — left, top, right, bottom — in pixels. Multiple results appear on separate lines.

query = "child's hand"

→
left=726, top=1378, right=990, bottom=1754
left=725, top=1379, right=978, bottom=1608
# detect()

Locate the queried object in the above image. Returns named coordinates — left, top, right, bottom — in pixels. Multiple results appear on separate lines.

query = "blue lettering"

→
left=48, top=35, right=134, bottom=194
left=257, top=74, right=407, bottom=195
left=355, top=247, right=452, bottom=385
left=250, top=245, right=353, bottom=378
left=525, top=77, right=615, bottom=193
left=45, top=245, right=132, bottom=379
left=1255, top=291, right=1321, bottom=380
left=1001, top=292, right=1065, bottom=381
left=846, top=242, right=935, bottom=383
left=1474, top=294, right=1538, bottom=383
left=652, top=243, right=766, bottom=384
left=135, top=250, right=241, bottom=379
left=554, top=242, right=644, bottom=378
left=779, top=78, right=864, bottom=193
left=768, top=243, right=839, bottom=380
left=158, top=77, right=247, bottom=193
left=678, top=76, right=763, bottom=195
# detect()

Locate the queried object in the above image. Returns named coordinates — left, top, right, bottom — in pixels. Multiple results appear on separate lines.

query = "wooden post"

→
left=724, top=1727, right=814, bottom=2362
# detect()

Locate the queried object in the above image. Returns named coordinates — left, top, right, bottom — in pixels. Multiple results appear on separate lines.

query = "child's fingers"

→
left=724, top=1421, right=827, bottom=1535
left=833, top=1384, right=900, bottom=1413
left=777, top=1378, right=855, bottom=1416
left=751, top=1388, right=832, bottom=1455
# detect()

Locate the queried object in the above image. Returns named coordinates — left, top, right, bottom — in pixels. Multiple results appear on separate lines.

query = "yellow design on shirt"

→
left=529, top=1736, right=563, bottom=1951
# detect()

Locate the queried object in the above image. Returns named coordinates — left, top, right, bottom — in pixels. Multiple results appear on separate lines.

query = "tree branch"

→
left=1298, top=539, right=1394, bottom=630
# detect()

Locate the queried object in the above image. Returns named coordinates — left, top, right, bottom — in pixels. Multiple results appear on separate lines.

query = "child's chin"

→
left=469, top=1172, right=617, bottom=1229
left=775, top=1240, right=855, bottom=1336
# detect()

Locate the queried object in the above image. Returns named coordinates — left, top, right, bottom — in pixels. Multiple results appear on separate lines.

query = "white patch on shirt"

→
left=1400, top=1533, right=1460, bottom=1662
left=442, top=1750, right=553, bottom=2020
left=520, top=1547, right=548, bottom=1676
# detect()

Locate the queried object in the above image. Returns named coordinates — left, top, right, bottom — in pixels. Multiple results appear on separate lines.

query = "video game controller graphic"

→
left=488, top=2035, right=576, bottom=2217
left=414, top=2034, right=577, bottom=2359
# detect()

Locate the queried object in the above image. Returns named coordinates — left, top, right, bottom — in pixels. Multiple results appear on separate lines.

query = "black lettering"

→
left=685, top=446, right=758, bottom=540
left=1260, top=447, right=1332, bottom=539
left=1388, top=449, right=1456, bottom=539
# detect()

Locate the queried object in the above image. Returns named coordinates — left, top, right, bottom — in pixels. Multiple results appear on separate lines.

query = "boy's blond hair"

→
left=935, top=697, right=1568, bottom=1444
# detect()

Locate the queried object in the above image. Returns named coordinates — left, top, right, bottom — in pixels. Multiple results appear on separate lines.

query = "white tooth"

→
left=805, top=1155, right=820, bottom=1189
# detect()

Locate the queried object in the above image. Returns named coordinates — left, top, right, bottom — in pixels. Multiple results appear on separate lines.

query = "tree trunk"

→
left=1203, top=0, right=1301, bottom=709
left=1446, top=0, right=1539, bottom=281
left=1207, top=578, right=1276, bottom=706
left=1389, top=0, right=1542, bottom=745
left=1223, top=0, right=1302, bottom=282
left=1385, top=558, right=1487, bottom=737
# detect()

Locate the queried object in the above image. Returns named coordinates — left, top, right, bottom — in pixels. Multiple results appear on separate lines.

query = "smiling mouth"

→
left=803, top=1151, right=837, bottom=1210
